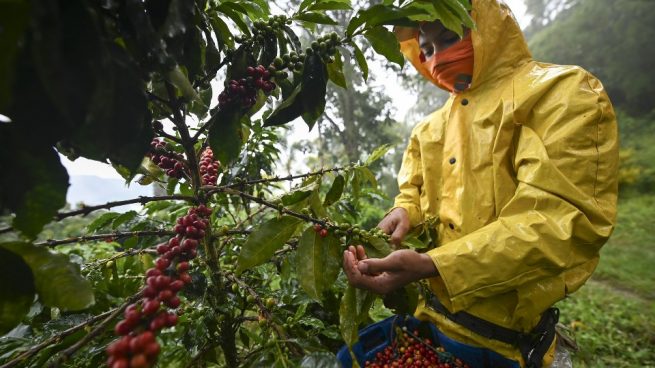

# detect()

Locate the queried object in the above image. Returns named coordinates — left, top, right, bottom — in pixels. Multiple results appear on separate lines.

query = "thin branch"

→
left=191, top=114, right=217, bottom=142
left=0, top=311, right=114, bottom=368
left=82, top=246, right=158, bottom=271
left=165, top=82, right=201, bottom=191
left=192, top=56, right=229, bottom=90
left=185, top=341, right=221, bottom=368
left=0, top=292, right=140, bottom=368
left=224, top=273, right=304, bottom=357
left=146, top=91, right=171, bottom=106
left=46, top=293, right=143, bottom=368
left=35, top=230, right=174, bottom=248
left=202, top=166, right=350, bottom=197
left=220, top=188, right=327, bottom=227
left=54, top=195, right=196, bottom=221
left=155, top=129, right=183, bottom=144
left=324, top=112, right=342, bottom=132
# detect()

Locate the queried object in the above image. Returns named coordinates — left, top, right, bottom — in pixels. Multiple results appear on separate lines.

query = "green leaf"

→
left=326, top=49, right=347, bottom=89
left=72, top=46, right=153, bottom=174
left=366, top=236, right=392, bottom=259
left=299, top=0, right=317, bottom=12
left=1, top=242, right=95, bottom=311
left=111, top=211, right=138, bottom=229
left=442, top=0, right=475, bottom=29
left=401, top=235, right=428, bottom=249
left=281, top=190, right=313, bottom=206
left=0, top=247, right=35, bottom=335
left=0, top=130, right=69, bottom=238
left=309, top=189, right=328, bottom=219
left=356, top=166, right=377, bottom=189
left=351, top=42, right=369, bottom=81
left=364, top=26, right=404, bottom=66
left=216, top=3, right=250, bottom=36
left=296, top=227, right=340, bottom=302
left=238, top=1, right=266, bottom=19
left=0, top=0, right=30, bottom=111
left=347, top=4, right=424, bottom=36
left=208, top=108, right=244, bottom=165
left=275, top=29, right=289, bottom=57
left=299, top=352, right=341, bottom=368
left=346, top=4, right=386, bottom=36
left=264, top=84, right=303, bottom=127
left=300, top=53, right=328, bottom=130
left=283, top=26, right=302, bottom=52
left=236, top=216, right=302, bottom=274
left=294, top=12, right=339, bottom=25
left=210, top=15, right=235, bottom=49
left=15, top=3, right=153, bottom=175
left=339, top=285, right=376, bottom=347
left=258, top=32, right=278, bottom=67
left=323, top=175, right=345, bottom=207
left=430, top=1, right=466, bottom=37
left=190, top=87, right=213, bottom=119
left=87, top=212, right=122, bottom=233
left=309, top=2, right=352, bottom=11
left=366, top=144, right=392, bottom=165
left=166, top=65, right=199, bottom=102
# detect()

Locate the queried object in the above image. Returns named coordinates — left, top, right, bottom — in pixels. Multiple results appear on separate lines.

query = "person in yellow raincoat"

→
left=342, top=0, right=618, bottom=367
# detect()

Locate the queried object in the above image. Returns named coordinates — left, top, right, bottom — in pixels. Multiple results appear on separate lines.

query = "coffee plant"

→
left=0, top=0, right=471, bottom=367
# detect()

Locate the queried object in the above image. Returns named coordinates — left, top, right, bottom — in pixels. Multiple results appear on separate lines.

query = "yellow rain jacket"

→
left=393, top=0, right=618, bottom=366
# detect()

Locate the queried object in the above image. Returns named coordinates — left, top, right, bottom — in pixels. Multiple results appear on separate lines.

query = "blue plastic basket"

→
left=336, top=315, right=520, bottom=368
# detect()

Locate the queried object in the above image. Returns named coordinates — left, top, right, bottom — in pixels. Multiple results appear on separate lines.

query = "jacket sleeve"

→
left=427, top=72, right=619, bottom=312
left=391, top=125, right=424, bottom=227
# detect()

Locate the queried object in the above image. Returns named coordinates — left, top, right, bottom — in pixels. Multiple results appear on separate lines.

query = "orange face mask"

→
left=421, top=33, right=474, bottom=93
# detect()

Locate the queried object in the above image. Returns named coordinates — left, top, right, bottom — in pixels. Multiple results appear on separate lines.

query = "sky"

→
left=60, top=1, right=529, bottom=205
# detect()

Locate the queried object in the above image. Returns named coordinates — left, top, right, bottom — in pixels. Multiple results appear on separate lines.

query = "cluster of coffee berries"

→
left=148, top=139, right=185, bottom=179
left=218, top=65, right=277, bottom=110
left=313, top=223, right=329, bottom=238
left=106, top=205, right=212, bottom=368
left=306, top=32, right=341, bottom=62
left=199, top=148, right=220, bottom=185
left=329, top=223, right=390, bottom=242
left=272, top=51, right=305, bottom=75
left=364, top=327, right=470, bottom=368
left=252, top=15, right=289, bottom=39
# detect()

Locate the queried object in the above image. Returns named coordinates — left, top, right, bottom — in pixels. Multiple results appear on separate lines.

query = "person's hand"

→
left=377, top=208, right=411, bottom=246
left=342, top=245, right=437, bottom=295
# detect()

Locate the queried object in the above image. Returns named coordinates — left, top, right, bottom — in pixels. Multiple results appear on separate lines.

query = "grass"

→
left=554, top=194, right=655, bottom=367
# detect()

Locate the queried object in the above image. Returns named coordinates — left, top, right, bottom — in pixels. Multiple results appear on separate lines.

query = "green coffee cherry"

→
left=273, top=57, right=284, bottom=68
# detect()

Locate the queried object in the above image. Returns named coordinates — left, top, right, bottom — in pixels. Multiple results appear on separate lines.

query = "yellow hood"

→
left=395, top=0, right=532, bottom=91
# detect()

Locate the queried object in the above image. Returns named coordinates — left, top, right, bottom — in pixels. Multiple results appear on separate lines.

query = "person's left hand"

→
left=342, top=245, right=438, bottom=294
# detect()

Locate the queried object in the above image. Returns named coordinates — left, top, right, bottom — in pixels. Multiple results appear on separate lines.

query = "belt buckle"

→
left=526, top=330, right=548, bottom=364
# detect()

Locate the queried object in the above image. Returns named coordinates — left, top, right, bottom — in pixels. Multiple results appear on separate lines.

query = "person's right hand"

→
left=377, top=207, right=410, bottom=246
